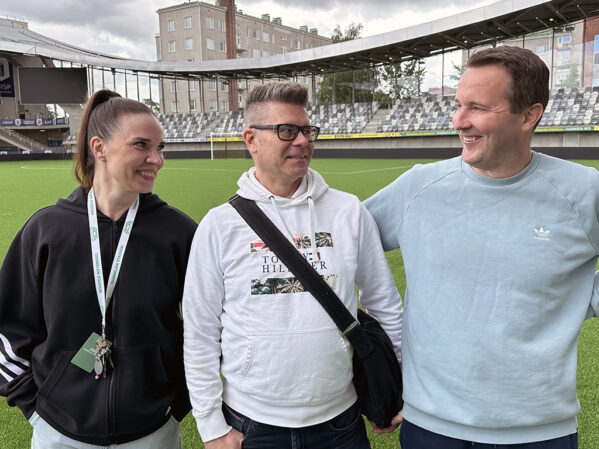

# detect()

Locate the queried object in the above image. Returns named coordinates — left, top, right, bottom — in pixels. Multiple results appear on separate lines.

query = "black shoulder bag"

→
left=229, top=195, right=403, bottom=428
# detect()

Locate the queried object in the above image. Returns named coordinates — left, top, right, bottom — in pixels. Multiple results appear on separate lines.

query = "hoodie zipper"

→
left=106, top=219, right=121, bottom=441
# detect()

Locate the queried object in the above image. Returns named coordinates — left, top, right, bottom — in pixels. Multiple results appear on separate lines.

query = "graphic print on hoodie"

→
left=250, top=232, right=338, bottom=295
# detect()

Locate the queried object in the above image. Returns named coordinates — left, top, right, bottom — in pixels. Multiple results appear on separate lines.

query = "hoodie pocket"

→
left=36, top=350, right=109, bottom=436
left=113, top=344, right=174, bottom=432
left=233, top=327, right=353, bottom=405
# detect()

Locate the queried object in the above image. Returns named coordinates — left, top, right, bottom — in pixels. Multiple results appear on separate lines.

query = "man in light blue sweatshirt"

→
left=365, top=46, right=599, bottom=449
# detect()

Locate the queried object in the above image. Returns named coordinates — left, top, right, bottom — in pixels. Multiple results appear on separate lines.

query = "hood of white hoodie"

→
left=236, top=167, right=329, bottom=206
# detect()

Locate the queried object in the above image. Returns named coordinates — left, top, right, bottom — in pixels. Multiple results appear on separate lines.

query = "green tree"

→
left=379, top=59, right=426, bottom=100
left=317, top=23, right=380, bottom=105
left=331, top=22, right=363, bottom=42
left=142, top=98, right=161, bottom=115
left=449, top=62, right=466, bottom=82
left=559, top=65, right=580, bottom=89
left=45, top=106, right=56, bottom=119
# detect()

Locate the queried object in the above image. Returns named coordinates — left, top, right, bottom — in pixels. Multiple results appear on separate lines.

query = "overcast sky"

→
left=1, top=0, right=498, bottom=61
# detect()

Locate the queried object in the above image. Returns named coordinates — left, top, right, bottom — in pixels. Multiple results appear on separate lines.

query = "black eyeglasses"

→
left=249, top=124, right=320, bottom=142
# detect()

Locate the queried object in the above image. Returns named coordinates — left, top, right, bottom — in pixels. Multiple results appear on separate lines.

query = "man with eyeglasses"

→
left=182, top=81, right=403, bottom=449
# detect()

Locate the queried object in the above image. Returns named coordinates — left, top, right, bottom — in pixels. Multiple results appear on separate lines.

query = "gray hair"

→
left=244, top=82, right=309, bottom=126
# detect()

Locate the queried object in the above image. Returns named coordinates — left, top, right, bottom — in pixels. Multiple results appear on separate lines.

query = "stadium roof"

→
left=1, top=0, right=598, bottom=80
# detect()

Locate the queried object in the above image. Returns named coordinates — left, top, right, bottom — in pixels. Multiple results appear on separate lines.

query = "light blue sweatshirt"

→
left=364, top=152, right=599, bottom=444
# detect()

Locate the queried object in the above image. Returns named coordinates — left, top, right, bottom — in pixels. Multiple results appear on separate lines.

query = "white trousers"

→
left=30, top=412, right=183, bottom=449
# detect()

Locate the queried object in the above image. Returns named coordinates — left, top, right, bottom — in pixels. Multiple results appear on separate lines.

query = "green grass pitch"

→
left=0, top=157, right=598, bottom=448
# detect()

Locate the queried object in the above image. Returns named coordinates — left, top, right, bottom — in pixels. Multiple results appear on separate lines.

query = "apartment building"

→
left=156, top=1, right=331, bottom=114
left=459, top=16, right=599, bottom=90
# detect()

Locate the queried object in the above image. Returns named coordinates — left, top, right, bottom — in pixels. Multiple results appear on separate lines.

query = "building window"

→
left=252, top=48, right=260, bottom=58
left=190, top=99, right=196, bottom=111
left=557, top=35, right=571, bottom=47
left=559, top=50, right=571, bottom=64
left=536, top=45, right=548, bottom=55
left=262, top=31, right=269, bottom=42
left=209, top=100, right=217, bottom=111
left=206, top=38, right=215, bottom=50
left=220, top=100, right=229, bottom=111
left=168, top=20, right=175, bottom=32
left=207, top=80, right=216, bottom=91
left=593, top=35, right=599, bottom=86
left=206, top=17, right=214, bottom=29
left=184, top=16, right=192, bottom=29
left=218, top=20, right=226, bottom=32
left=188, top=80, right=196, bottom=91
left=170, top=80, right=177, bottom=92
left=294, top=40, right=300, bottom=49
left=172, top=101, right=178, bottom=113
left=168, top=41, right=176, bottom=52
left=279, top=46, right=287, bottom=54
left=236, top=35, right=241, bottom=47
left=218, top=41, right=226, bottom=52
left=281, top=34, right=287, bottom=41
left=220, top=82, right=228, bottom=92
left=252, top=29, right=258, bottom=39
left=185, top=38, right=193, bottom=50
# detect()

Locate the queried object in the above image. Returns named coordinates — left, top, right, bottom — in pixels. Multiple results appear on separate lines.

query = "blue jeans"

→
left=399, top=419, right=577, bottom=449
left=223, top=402, right=370, bottom=449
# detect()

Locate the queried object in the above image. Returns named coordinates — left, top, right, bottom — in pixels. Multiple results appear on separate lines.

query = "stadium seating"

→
left=306, top=102, right=375, bottom=134
left=538, top=87, right=599, bottom=127
left=376, top=96, right=456, bottom=133
left=151, top=88, right=599, bottom=140
left=157, top=112, right=219, bottom=139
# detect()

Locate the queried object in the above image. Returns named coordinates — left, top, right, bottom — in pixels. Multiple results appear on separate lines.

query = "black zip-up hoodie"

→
left=0, top=187, right=197, bottom=445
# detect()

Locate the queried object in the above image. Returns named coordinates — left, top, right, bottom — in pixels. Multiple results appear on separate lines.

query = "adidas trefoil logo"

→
left=534, top=226, right=550, bottom=241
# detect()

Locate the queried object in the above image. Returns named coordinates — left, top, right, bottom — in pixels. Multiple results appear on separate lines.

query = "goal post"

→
left=209, top=132, right=244, bottom=160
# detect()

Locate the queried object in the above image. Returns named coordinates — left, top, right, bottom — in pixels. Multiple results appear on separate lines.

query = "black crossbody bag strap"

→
left=230, top=195, right=402, bottom=429
left=229, top=195, right=366, bottom=345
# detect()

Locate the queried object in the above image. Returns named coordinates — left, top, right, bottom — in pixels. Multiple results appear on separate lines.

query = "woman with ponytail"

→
left=0, top=89, right=197, bottom=448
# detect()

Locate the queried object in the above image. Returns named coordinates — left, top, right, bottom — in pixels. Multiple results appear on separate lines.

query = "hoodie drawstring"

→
left=268, top=194, right=319, bottom=260
left=269, top=195, right=294, bottom=242
left=308, top=196, right=319, bottom=260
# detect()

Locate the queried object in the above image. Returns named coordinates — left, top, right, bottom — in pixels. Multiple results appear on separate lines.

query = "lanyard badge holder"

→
left=71, top=188, right=139, bottom=380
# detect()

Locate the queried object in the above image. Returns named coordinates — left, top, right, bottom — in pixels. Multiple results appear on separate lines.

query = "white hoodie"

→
left=183, top=168, right=403, bottom=442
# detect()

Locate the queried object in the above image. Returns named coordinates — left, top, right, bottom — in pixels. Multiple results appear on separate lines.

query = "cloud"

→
left=1, top=0, right=160, bottom=59
left=241, top=0, right=491, bottom=13
left=235, top=0, right=497, bottom=39
left=1, top=0, right=496, bottom=60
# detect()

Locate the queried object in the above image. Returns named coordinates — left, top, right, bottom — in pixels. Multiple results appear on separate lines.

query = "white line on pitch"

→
left=162, top=167, right=248, bottom=172
left=319, top=165, right=413, bottom=175
left=20, top=166, right=70, bottom=170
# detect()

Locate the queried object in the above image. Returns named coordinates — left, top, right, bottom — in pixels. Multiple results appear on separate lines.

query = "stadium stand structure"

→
left=0, top=127, right=53, bottom=153
left=2, top=1, right=598, bottom=158
left=156, top=88, right=599, bottom=140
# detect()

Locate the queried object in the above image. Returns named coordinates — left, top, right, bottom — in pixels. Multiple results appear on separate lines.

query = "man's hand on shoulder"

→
left=204, top=428, right=244, bottom=449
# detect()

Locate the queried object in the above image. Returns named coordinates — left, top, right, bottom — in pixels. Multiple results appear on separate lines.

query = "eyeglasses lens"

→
left=277, top=125, right=297, bottom=141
